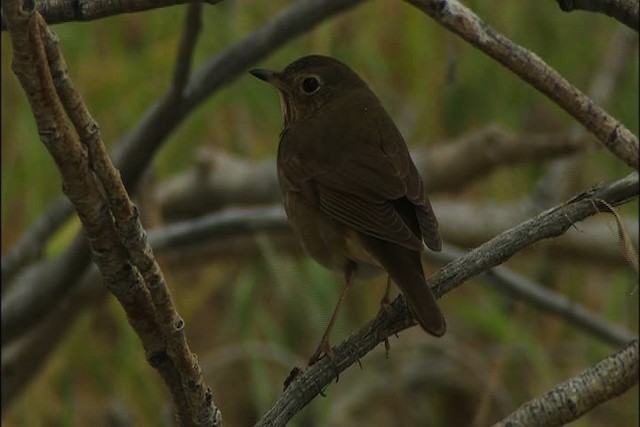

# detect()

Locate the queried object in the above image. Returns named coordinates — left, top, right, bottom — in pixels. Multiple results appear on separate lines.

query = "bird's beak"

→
left=250, top=68, right=277, bottom=82
left=250, top=68, right=288, bottom=91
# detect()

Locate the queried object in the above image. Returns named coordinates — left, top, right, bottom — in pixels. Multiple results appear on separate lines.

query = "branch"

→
left=2, top=2, right=219, bottom=424
left=255, top=173, right=639, bottom=426
left=492, top=340, right=639, bottom=427
left=0, top=197, right=71, bottom=286
left=405, top=0, right=639, bottom=170
left=556, top=0, right=639, bottom=31
left=0, top=0, right=221, bottom=31
left=1, top=234, right=91, bottom=346
left=171, top=2, right=202, bottom=98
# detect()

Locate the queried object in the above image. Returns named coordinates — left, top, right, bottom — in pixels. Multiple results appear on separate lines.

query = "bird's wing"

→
left=278, top=109, right=440, bottom=251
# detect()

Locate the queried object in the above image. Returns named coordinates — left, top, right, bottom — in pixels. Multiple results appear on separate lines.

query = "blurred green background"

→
left=2, top=1, right=638, bottom=426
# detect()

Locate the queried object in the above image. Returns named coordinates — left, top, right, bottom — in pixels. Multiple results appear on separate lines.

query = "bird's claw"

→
left=308, top=340, right=340, bottom=382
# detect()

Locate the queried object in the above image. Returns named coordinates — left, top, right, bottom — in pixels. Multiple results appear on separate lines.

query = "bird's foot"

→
left=308, top=339, right=340, bottom=382
left=384, top=337, right=391, bottom=359
left=378, top=275, right=393, bottom=314
left=377, top=296, right=393, bottom=359
left=379, top=301, right=392, bottom=316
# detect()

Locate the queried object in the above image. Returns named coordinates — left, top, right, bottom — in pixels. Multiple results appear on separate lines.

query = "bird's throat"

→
left=278, top=92, right=295, bottom=126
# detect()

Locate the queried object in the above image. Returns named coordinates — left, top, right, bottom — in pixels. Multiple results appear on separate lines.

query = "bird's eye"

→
left=301, top=76, right=321, bottom=94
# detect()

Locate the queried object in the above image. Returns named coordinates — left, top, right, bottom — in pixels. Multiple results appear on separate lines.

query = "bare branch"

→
left=0, top=0, right=221, bottom=31
left=1, top=235, right=91, bottom=346
left=255, top=173, right=639, bottom=426
left=171, top=2, right=202, bottom=98
left=2, top=2, right=219, bottom=424
left=0, top=197, right=71, bottom=286
left=405, top=0, right=639, bottom=170
left=492, top=340, right=639, bottom=427
left=556, top=0, right=639, bottom=31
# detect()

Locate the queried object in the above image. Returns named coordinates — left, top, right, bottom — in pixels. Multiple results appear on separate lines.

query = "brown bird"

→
left=251, top=55, right=445, bottom=365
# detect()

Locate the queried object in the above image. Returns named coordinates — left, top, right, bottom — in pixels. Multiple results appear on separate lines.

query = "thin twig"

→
left=171, top=2, right=202, bottom=99
left=0, top=197, right=71, bottom=286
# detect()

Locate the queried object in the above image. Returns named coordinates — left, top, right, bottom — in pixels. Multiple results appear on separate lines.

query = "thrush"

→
left=251, top=55, right=446, bottom=366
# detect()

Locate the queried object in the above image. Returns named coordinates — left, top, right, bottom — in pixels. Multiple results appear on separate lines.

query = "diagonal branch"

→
left=492, top=339, right=639, bottom=427
left=405, top=0, right=639, bottom=170
left=171, top=2, right=202, bottom=99
left=255, top=172, right=639, bottom=426
left=0, top=197, right=71, bottom=286
left=2, top=1, right=219, bottom=424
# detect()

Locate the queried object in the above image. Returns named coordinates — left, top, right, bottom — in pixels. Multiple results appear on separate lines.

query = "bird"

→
left=250, top=55, right=446, bottom=366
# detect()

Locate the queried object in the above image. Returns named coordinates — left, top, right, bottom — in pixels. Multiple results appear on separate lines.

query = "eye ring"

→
left=301, top=76, right=321, bottom=94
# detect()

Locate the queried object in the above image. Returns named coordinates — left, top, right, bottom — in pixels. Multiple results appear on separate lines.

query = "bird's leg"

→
left=379, top=275, right=392, bottom=359
left=308, top=261, right=357, bottom=370
left=379, top=275, right=392, bottom=314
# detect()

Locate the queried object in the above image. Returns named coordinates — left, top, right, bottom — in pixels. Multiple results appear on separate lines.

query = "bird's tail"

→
left=363, top=237, right=446, bottom=336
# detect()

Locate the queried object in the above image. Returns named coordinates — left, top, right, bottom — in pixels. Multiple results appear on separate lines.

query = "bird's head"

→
left=250, top=55, right=371, bottom=126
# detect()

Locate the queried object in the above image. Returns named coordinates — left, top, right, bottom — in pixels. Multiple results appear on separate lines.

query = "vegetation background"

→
left=2, top=1, right=638, bottom=426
